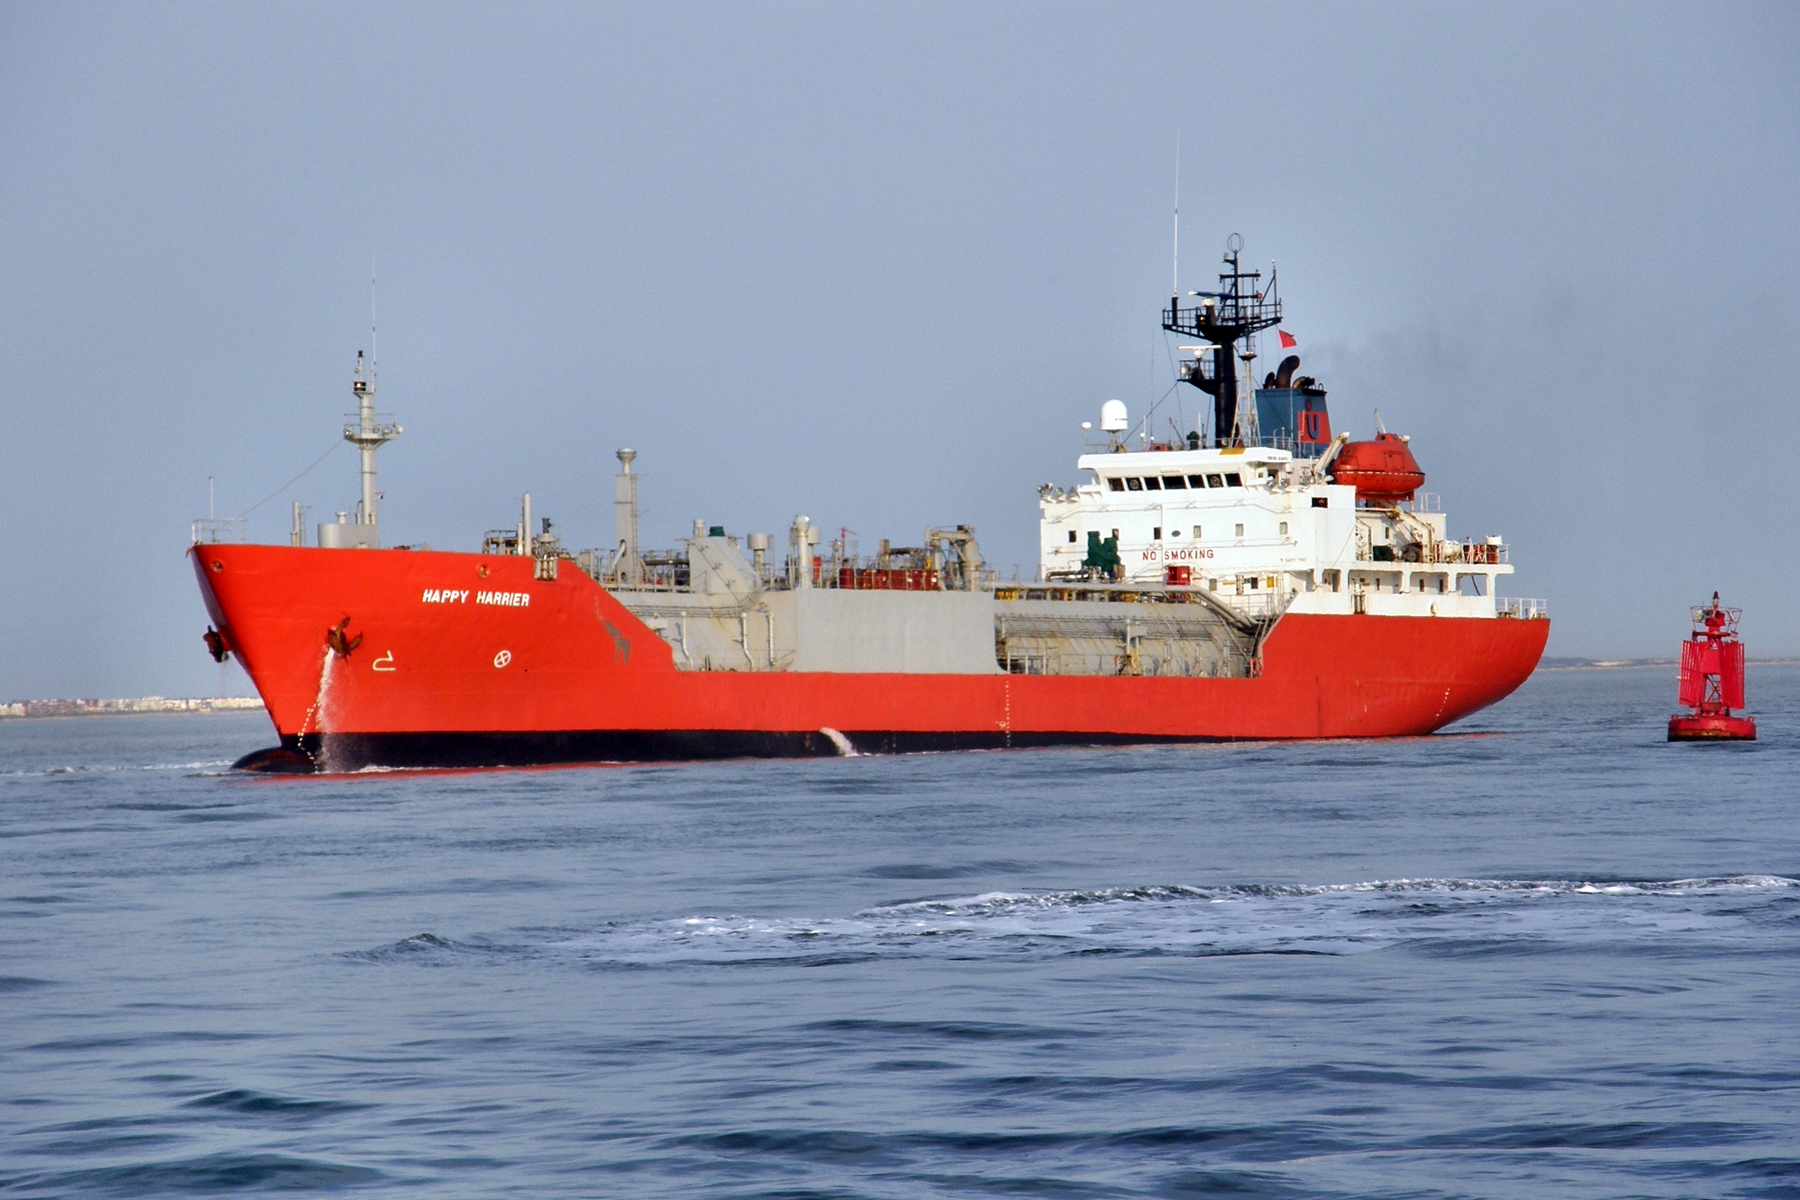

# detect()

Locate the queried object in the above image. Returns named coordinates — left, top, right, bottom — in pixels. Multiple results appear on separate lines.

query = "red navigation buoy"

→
left=1668, top=592, right=1756, bottom=741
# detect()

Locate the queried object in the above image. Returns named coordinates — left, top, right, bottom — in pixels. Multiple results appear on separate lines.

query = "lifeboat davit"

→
left=1330, top=432, right=1425, bottom=503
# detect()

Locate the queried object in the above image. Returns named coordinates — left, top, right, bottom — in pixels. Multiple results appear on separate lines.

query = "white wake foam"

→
left=1, top=760, right=235, bottom=778
left=544, top=877, right=1797, bottom=966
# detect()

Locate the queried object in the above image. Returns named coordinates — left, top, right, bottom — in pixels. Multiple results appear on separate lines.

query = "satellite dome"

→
left=1099, top=399, right=1128, bottom=433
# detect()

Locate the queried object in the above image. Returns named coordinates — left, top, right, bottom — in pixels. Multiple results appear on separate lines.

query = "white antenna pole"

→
left=1171, top=130, right=1181, bottom=298
left=343, top=263, right=400, bottom=545
left=208, top=476, right=214, bottom=521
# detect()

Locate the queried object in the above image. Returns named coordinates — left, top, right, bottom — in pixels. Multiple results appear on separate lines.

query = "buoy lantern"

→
left=1668, top=592, right=1756, bottom=741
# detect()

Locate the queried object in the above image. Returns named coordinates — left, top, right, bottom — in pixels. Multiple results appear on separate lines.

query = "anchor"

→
left=202, top=625, right=230, bottom=663
left=325, top=616, right=363, bottom=659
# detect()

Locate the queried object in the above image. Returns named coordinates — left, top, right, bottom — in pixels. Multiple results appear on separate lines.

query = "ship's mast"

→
left=1163, top=232, right=1281, bottom=446
left=345, top=347, right=401, bottom=540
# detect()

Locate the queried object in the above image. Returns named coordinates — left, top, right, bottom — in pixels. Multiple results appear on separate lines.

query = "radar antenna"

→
left=1163, top=233, right=1281, bottom=446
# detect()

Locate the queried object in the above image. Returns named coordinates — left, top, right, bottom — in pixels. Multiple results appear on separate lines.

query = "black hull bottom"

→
left=231, top=728, right=1218, bottom=773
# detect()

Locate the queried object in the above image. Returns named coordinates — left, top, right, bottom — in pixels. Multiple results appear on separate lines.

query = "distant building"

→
left=0, top=696, right=265, bottom=719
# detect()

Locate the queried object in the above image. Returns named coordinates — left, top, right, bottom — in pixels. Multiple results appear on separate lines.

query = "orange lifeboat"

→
left=1330, top=432, right=1425, bottom=503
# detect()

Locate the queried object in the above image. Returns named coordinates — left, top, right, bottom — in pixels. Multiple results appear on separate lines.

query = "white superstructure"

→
left=1037, top=443, right=1516, bottom=620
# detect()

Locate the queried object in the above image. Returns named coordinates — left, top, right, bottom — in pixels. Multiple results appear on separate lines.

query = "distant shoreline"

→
left=0, top=697, right=265, bottom=720
left=1536, top=658, right=1800, bottom=672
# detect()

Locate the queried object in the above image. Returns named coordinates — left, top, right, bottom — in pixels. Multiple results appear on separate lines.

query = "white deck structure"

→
left=1037, top=445, right=1517, bottom=620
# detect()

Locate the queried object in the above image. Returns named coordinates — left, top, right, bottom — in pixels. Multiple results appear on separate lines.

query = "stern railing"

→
left=191, top=518, right=249, bottom=545
left=1496, top=597, right=1549, bottom=619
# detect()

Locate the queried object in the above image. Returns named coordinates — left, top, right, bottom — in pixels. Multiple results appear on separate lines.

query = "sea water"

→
left=1, top=667, right=1796, bottom=1198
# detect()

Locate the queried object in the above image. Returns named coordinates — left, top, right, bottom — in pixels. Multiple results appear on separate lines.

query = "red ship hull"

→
left=193, top=544, right=1549, bottom=770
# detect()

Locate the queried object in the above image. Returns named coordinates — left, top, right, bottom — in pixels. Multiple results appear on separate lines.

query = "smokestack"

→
left=613, top=449, right=641, bottom=585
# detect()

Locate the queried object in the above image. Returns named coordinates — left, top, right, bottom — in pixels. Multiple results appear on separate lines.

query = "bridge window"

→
left=1107, top=477, right=1124, bottom=492
left=1223, top=473, right=1242, bottom=487
left=1142, top=476, right=1161, bottom=490
left=1153, top=526, right=1162, bottom=540
left=1312, top=496, right=1329, bottom=508
left=1067, top=530, right=1078, bottom=543
left=1125, top=477, right=1143, bottom=491
left=1188, top=474, right=1207, bottom=488
left=1206, top=474, right=1225, bottom=488
left=1162, top=475, right=1186, bottom=489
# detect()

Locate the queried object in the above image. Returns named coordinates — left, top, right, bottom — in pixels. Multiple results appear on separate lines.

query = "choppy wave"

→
left=341, top=932, right=492, bottom=964
left=182, top=1087, right=369, bottom=1119
left=0, top=760, right=233, bottom=779
left=1, top=1152, right=384, bottom=1196
left=433, top=876, right=1800, bottom=967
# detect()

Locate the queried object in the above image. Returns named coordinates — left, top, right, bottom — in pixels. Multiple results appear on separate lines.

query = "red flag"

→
left=1278, top=330, right=1297, bottom=349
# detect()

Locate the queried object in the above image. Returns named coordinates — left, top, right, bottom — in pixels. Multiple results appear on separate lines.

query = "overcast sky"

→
left=2, top=1, right=1796, bottom=699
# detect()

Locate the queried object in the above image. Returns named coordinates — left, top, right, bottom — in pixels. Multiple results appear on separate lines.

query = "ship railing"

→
left=482, top=529, right=521, bottom=554
left=341, top=412, right=403, bottom=439
left=1248, top=432, right=1333, bottom=459
left=1496, top=597, right=1549, bottom=620
left=1359, top=541, right=1508, bottom=565
left=782, top=552, right=958, bottom=591
left=606, top=580, right=688, bottom=593
left=192, top=518, right=249, bottom=545
left=1403, top=492, right=1441, bottom=513
left=1358, top=540, right=1487, bottom=565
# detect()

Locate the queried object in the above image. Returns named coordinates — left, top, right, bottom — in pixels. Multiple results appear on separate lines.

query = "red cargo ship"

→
left=192, top=240, right=1548, bottom=771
